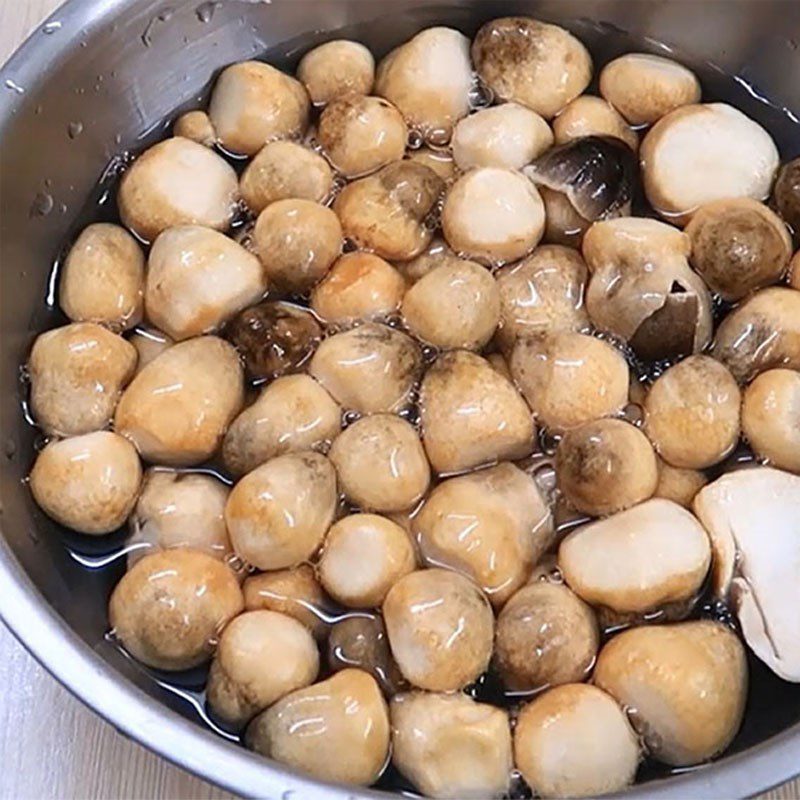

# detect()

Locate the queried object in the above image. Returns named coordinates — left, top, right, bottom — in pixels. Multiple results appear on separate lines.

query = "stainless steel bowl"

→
left=1, top=1, right=799, bottom=797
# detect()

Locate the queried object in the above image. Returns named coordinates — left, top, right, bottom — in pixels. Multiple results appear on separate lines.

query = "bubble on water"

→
left=342, top=409, right=362, bottom=427
left=468, top=75, right=494, bottom=109
left=67, top=121, right=83, bottom=139
left=30, top=191, right=54, bottom=218
left=407, top=129, right=424, bottom=150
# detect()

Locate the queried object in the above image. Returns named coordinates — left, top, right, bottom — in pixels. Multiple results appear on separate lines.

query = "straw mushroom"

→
left=653, top=458, right=707, bottom=508
left=114, top=336, right=244, bottom=466
left=30, top=431, right=141, bottom=535
left=594, top=621, right=747, bottom=765
left=225, top=451, right=337, bottom=570
left=29, top=322, right=137, bottom=436
left=383, top=568, right=494, bottom=691
left=640, top=103, right=780, bottom=224
left=774, top=157, right=800, bottom=235
left=208, top=61, right=309, bottom=156
left=553, top=95, right=638, bottom=151
left=471, top=17, right=592, bottom=119
left=129, top=327, right=172, bottom=373
left=599, top=53, right=701, bottom=125
left=173, top=110, right=216, bottom=147
left=297, top=40, right=375, bottom=105
left=391, top=692, right=513, bottom=799
left=538, top=186, right=592, bottom=248
left=59, top=223, right=145, bottom=330
left=118, top=137, right=238, bottom=243
left=791, top=251, right=800, bottom=288
left=108, top=548, right=243, bottom=671
left=405, top=147, right=455, bottom=181
left=393, top=236, right=461, bottom=285
left=419, top=350, right=535, bottom=473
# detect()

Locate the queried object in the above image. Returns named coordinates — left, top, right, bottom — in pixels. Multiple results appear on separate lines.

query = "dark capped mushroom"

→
left=774, top=157, right=800, bottom=237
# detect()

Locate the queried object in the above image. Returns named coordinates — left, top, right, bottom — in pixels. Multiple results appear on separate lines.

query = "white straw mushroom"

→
left=297, top=40, right=375, bottom=106
left=173, top=110, right=216, bottom=147
left=553, top=95, right=638, bottom=151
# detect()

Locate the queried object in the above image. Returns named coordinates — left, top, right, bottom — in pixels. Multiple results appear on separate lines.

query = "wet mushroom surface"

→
left=20, top=14, right=800, bottom=800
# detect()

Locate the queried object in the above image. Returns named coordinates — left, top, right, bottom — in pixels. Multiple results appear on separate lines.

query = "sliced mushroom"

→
left=118, top=137, right=239, bottom=243
left=442, top=167, right=545, bottom=266
left=225, top=451, right=337, bottom=570
left=419, top=350, right=535, bottom=473
left=329, top=415, right=430, bottom=513
left=383, top=568, right=494, bottom=691
left=556, top=418, right=658, bottom=516
left=741, top=369, right=800, bottom=473
left=582, top=217, right=712, bottom=361
left=401, top=259, right=500, bottom=350
left=495, top=244, right=590, bottom=352
left=390, top=692, right=513, bottom=799
left=334, top=161, right=444, bottom=261
left=173, top=110, right=216, bottom=147
left=413, top=463, right=552, bottom=606
left=114, top=336, right=244, bottom=466
left=644, top=355, right=741, bottom=469
left=471, top=17, right=592, bottom=119
left=640, top=103, right=780, bottom=224
left=774, top=157, right=800, bottom=236
left=222, top=374, right=340, bottom=477
left=297, top=40, right=375, bottom=106
left=29, top=322, right=137, bottom=436
left=208, top=61, right=309, bottom=156
left=59, top=223, right=145, bottom=331
left=226, top=301, right=322, bottom=383
left=553, top=96, right=638, bottom=151
left=685, top=198, right=792, bottom=300
left=514, top=684, right=640, bottom=798
left=538, top=186, right=593, bottom=248
left=375, top=27, right=472, bottom=144
left=693, top=467, right=800, bottom=681
left=594, top=621, right=747, bottom=765
left=245, top=669, right=390, bottom=786
left=599, top=53, right=701, bottom=125
left=30, top=431, right=142, bottom=535
left=145, top=225, right=266, bottom=341
left=319, top=94, right=407, bottom=177
left=712, top=287, right=800, bottom=383
left=509, top=332, right=629, bottom=432
left=308, top=322, right=422, bottom=415
left=451, top=103, right=553, bottom=171
left=240, top=140, right=334, bottom=213
left=495, top=581, right=599, bottom=692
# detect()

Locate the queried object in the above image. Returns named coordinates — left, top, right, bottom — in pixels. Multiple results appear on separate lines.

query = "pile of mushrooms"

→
left=23, top=15, right=800, bottom=800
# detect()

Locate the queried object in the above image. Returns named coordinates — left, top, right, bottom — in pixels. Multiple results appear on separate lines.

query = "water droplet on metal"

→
left=58, top=202, right=68, bottom=215
left=30, top=191, right=54, bottom=218
left=195, top=1, right=221, bottom=23
left=4, top=438, right=16, bottom=460
left=4, top=79, right=24, bottom=94
left=67, top=121, right=83, bottom=139
left=43, top=20, right=62, bottom=34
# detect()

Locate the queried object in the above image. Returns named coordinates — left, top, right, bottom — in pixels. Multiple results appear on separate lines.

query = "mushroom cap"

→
left=495, top=581, right=599, bottom=691
left=404, top=147, right=456, bottom=181
left=401, top=258, right=500, bottom=350
left=442, top=167, right=545, bottom=265
left=393, top=236, right=461, bottom=285
left=240, top=140, right=333, bottom=213
left=207, top=609, right=319, bottom=728
left=594, top=621, right=747, bottom=766
left=145, top=225, right=266, bottom=341
left=538, top=186, right=592, bottom=248
left=390, top=691, right=513, bottom=799
left=644, top=355, right=741, bottom=469
left=59, top=223, right=145, bottom=330
left=553, top=95, right=638, bottom=151
left=225, top=451, right=337, bottom=571
left=413, top=463, right=552, bottom=606
left=514, top=683, right=640, bottom=798
left=173, top=110, right=216, bottom=147
left=741, top=369, right=800, bottom=472
left=452, top=102, right=554, bottom=171
left=599, top=53, right=701, bottom=125
left=129, top=327, right=172, bottom=373
left=685, top=198, right=792, bottom=300
left=712, top=286, right=800, bottom=383
left=495, top=245, right=590, bottom=351
left=297, top=39, right=375, bottom=106
left=29, top=322, right=137, bottom=436
left=207, top=60, right=309, bottom=156
left=558, top=498, right=711, bottom=613
left=114, top=336, right=244, bottom=466
left=693, top=467, right=800, bottom=681
left=308, top=322, right=422, bottom=415
left=375, top=27, right=472, bottom=143
left=640, top=103, right=779, bottom=224
left=383, top=568, right=494, bottom=691
left=108, top=548, right=243, bottom=671
left=653, top=458, right=708, bottom=509
left=419, top=350, right=536, bottom=473
left=471, top=17, right=592, bottom=119
left=556, top=418, right=659, bottom=516
left=329, top=414, right=430, bottom=513
left=509, top=332, right=629, bottom=432
left=791, top=251, right=800, bottom=290
left=30, top=431, right=142, bottom=535
left=245, top=669, right=390, bottom=786
left=222, top=374, right=341, bottom=478
left=774, top=157, right=800, bottom=235
left=118, top=137, right=239, bottom=243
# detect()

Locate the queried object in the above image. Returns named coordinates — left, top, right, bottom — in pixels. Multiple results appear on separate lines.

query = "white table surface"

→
left=0, top=2, right=797, bottom=799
